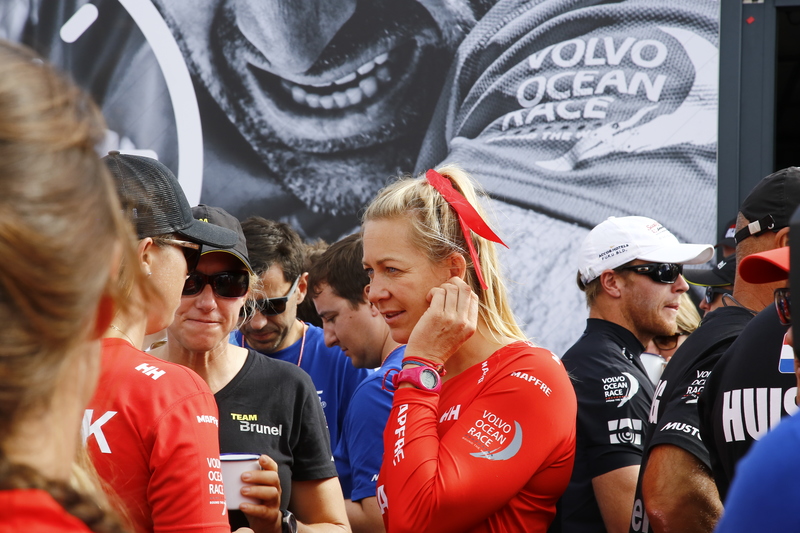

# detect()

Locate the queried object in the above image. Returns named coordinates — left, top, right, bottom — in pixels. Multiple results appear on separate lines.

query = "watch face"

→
left=420, top=368, right=438, bottom=389
left=282, top=510, right=298, bottom=533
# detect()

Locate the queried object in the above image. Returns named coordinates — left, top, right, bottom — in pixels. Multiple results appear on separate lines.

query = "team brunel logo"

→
left=602, top=372, right=639, bottom=407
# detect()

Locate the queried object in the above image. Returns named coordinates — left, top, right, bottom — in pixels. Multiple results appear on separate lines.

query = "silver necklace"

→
left=109, top=324, right=136, bottom=346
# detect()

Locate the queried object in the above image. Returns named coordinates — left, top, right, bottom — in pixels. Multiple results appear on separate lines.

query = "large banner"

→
left=1, top=0, right=719, bottom=353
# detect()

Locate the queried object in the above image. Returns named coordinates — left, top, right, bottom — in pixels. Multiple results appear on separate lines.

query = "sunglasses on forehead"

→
left=182, top=270, right=250, bottom=298
left=161, top=238, right=201, bottom=272
left=615, top=263, right=684, bottom=284
left=775, top=287, right=791, bottom=326
left=252, top=275, right=301, bottom=316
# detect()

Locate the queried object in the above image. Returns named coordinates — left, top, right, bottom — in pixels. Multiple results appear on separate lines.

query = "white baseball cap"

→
left=579, top=216, right=714, bottom=285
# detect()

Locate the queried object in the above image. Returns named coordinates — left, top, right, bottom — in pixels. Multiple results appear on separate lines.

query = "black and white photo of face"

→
left=156, top=0, right=492, bottom=214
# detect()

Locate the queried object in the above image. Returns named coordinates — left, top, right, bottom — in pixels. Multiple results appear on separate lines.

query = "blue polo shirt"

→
left=334, top=345, right=405, bottom=500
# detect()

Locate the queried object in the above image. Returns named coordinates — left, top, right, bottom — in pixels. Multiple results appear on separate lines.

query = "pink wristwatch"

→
left=392, top=365, right=442, bottom=393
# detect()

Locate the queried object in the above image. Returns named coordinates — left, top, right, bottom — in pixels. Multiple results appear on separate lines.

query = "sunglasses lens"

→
left=215, top=273, right=249, bottom=298
left=776, top=289, right=791, bottom=326
left=655, top=264, right=681, bottom=283
left=704, top=286, right=714, bottom=305
left=182, top=271, right=204, bottom=296
left=255, top=298, right=287, bottom=316
left=184, top=248, right=201, bottom=272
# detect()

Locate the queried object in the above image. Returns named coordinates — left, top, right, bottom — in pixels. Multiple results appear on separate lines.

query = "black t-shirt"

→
left=555, top=319, right=655, bottom=533
left=698, top=305, right=796, bottom=501
left=628, top=305, right=754, bottom=533
left=216, top=349, right=338, bottom=529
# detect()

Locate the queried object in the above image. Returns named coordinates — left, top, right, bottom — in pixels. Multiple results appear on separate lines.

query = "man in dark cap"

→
left=685, top=255, right=736, bottom=314
left=629, top=167, right=800, bottom=533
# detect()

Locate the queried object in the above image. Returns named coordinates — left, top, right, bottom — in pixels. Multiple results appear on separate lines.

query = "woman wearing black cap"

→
left=153, top=205, right=349, bottom=533
left=84, top=153, right=247, bottom=533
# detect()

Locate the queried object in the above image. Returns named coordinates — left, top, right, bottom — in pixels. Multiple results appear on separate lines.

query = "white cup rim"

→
left=221, top=453, right=260, bottom=461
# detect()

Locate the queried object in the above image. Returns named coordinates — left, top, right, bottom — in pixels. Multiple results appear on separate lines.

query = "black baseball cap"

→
left=736, top=167, right=800, bottom=244
left=684, top=254, right=736, bottom=287
left=104, top=151, right=237, bottom=248
left=191, top=205, right=253, bottom=274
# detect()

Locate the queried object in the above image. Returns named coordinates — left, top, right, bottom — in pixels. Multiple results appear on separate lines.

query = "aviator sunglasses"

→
left=162, top=238, right=201, bottom=272
left=775, top=287, right=791, bottom=326
left=615, top=263, right=683, bottom=284
left=182, top=270, right=250, bottom=298
left=252, top=275, right=301, bottom=316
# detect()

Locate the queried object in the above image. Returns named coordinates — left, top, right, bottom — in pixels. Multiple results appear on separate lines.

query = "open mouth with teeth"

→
left=252, top=43, right=415, bottom=114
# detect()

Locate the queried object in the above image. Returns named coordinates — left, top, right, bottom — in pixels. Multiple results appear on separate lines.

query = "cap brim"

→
left=683, top=268, right=732, bottom=287
left=200, top=247, right=254, bottom=274
left=739, top=247, right=789, bottom=283
left=716, top=237, right=736, bottom=249
left=637, top=243, right=715, bottom=265
left=177, top=218, right=239, bottom=249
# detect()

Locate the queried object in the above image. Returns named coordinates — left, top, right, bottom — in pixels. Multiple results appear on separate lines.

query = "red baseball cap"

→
left=738, top=246, right=789, bottom=283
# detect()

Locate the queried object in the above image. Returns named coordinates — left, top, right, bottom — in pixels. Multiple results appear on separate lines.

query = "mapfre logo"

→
left=608, top=418, right=643, bottom=445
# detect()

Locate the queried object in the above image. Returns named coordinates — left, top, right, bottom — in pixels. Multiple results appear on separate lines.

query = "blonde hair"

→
left=0, top=40, right=132, bottom=531
left=676, top=292, right=701, bottom=335
left=362, top=165, right=526, bottom=342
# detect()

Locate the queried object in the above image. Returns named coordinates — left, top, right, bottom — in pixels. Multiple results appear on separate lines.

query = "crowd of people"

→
left=0, top=37, right=798, bottom=533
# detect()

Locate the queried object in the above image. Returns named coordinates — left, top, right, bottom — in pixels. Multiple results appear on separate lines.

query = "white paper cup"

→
left=220, top=453, right=262, bottom=509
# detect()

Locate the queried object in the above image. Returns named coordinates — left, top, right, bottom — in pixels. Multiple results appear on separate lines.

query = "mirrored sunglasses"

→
left=182, top=270, right=249, bottom=298
left=775, top=287, right=791, bottom=326
left=615, top=263, right=683, bottom=284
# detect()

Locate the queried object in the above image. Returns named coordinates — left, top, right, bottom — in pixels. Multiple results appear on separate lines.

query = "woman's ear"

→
left=447, top=252, right=467, bottom=280
left=138, top=237, right=155, bottom=277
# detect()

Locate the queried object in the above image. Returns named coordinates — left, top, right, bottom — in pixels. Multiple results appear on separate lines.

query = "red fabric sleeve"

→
left=148, top=390, right=230, bottom=533
left=379, top=350, right=576, bottom=533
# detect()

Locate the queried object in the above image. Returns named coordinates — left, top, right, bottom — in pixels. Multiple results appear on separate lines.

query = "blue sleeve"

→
left=345, top=375, right=394, bottom=502
left=333, top=426, right=354, bottom=499
left=335, top=358, right=371, bottom=444
left=715, top=415, right=800, bottom=533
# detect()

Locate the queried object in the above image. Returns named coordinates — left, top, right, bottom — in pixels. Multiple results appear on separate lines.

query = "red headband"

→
left=425, top=169, right=507, bottom=290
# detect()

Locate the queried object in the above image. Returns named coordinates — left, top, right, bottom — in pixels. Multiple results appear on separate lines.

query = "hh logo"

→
left=440, top=404, right=461, bottom=423
left=608, top=418, right=643, bottom=445
left=135, top=363, right=165, bottom=380
left=82, top=409, right=117, bottom=454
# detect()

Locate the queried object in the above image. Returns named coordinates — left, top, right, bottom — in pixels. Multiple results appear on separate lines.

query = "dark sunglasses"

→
left=615, top=263, right=683, bottom=284
left=252, top=275, right=301, bottom=316
left=775, top=287, right=791, bottom=326
left=162, top=238, right=201, bottom=272
left=653, top=332, right=685, bottom=352
left=182, top=270, right=249, bottom=298
left=704, top=286, right=733, bottom=306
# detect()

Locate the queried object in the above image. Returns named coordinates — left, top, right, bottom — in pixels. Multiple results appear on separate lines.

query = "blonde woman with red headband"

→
left=362, top=166, right=577, bottom=532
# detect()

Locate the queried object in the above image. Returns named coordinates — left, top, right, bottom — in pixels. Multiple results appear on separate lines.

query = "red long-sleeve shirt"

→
left=378, top=341, right=577, bottom=532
